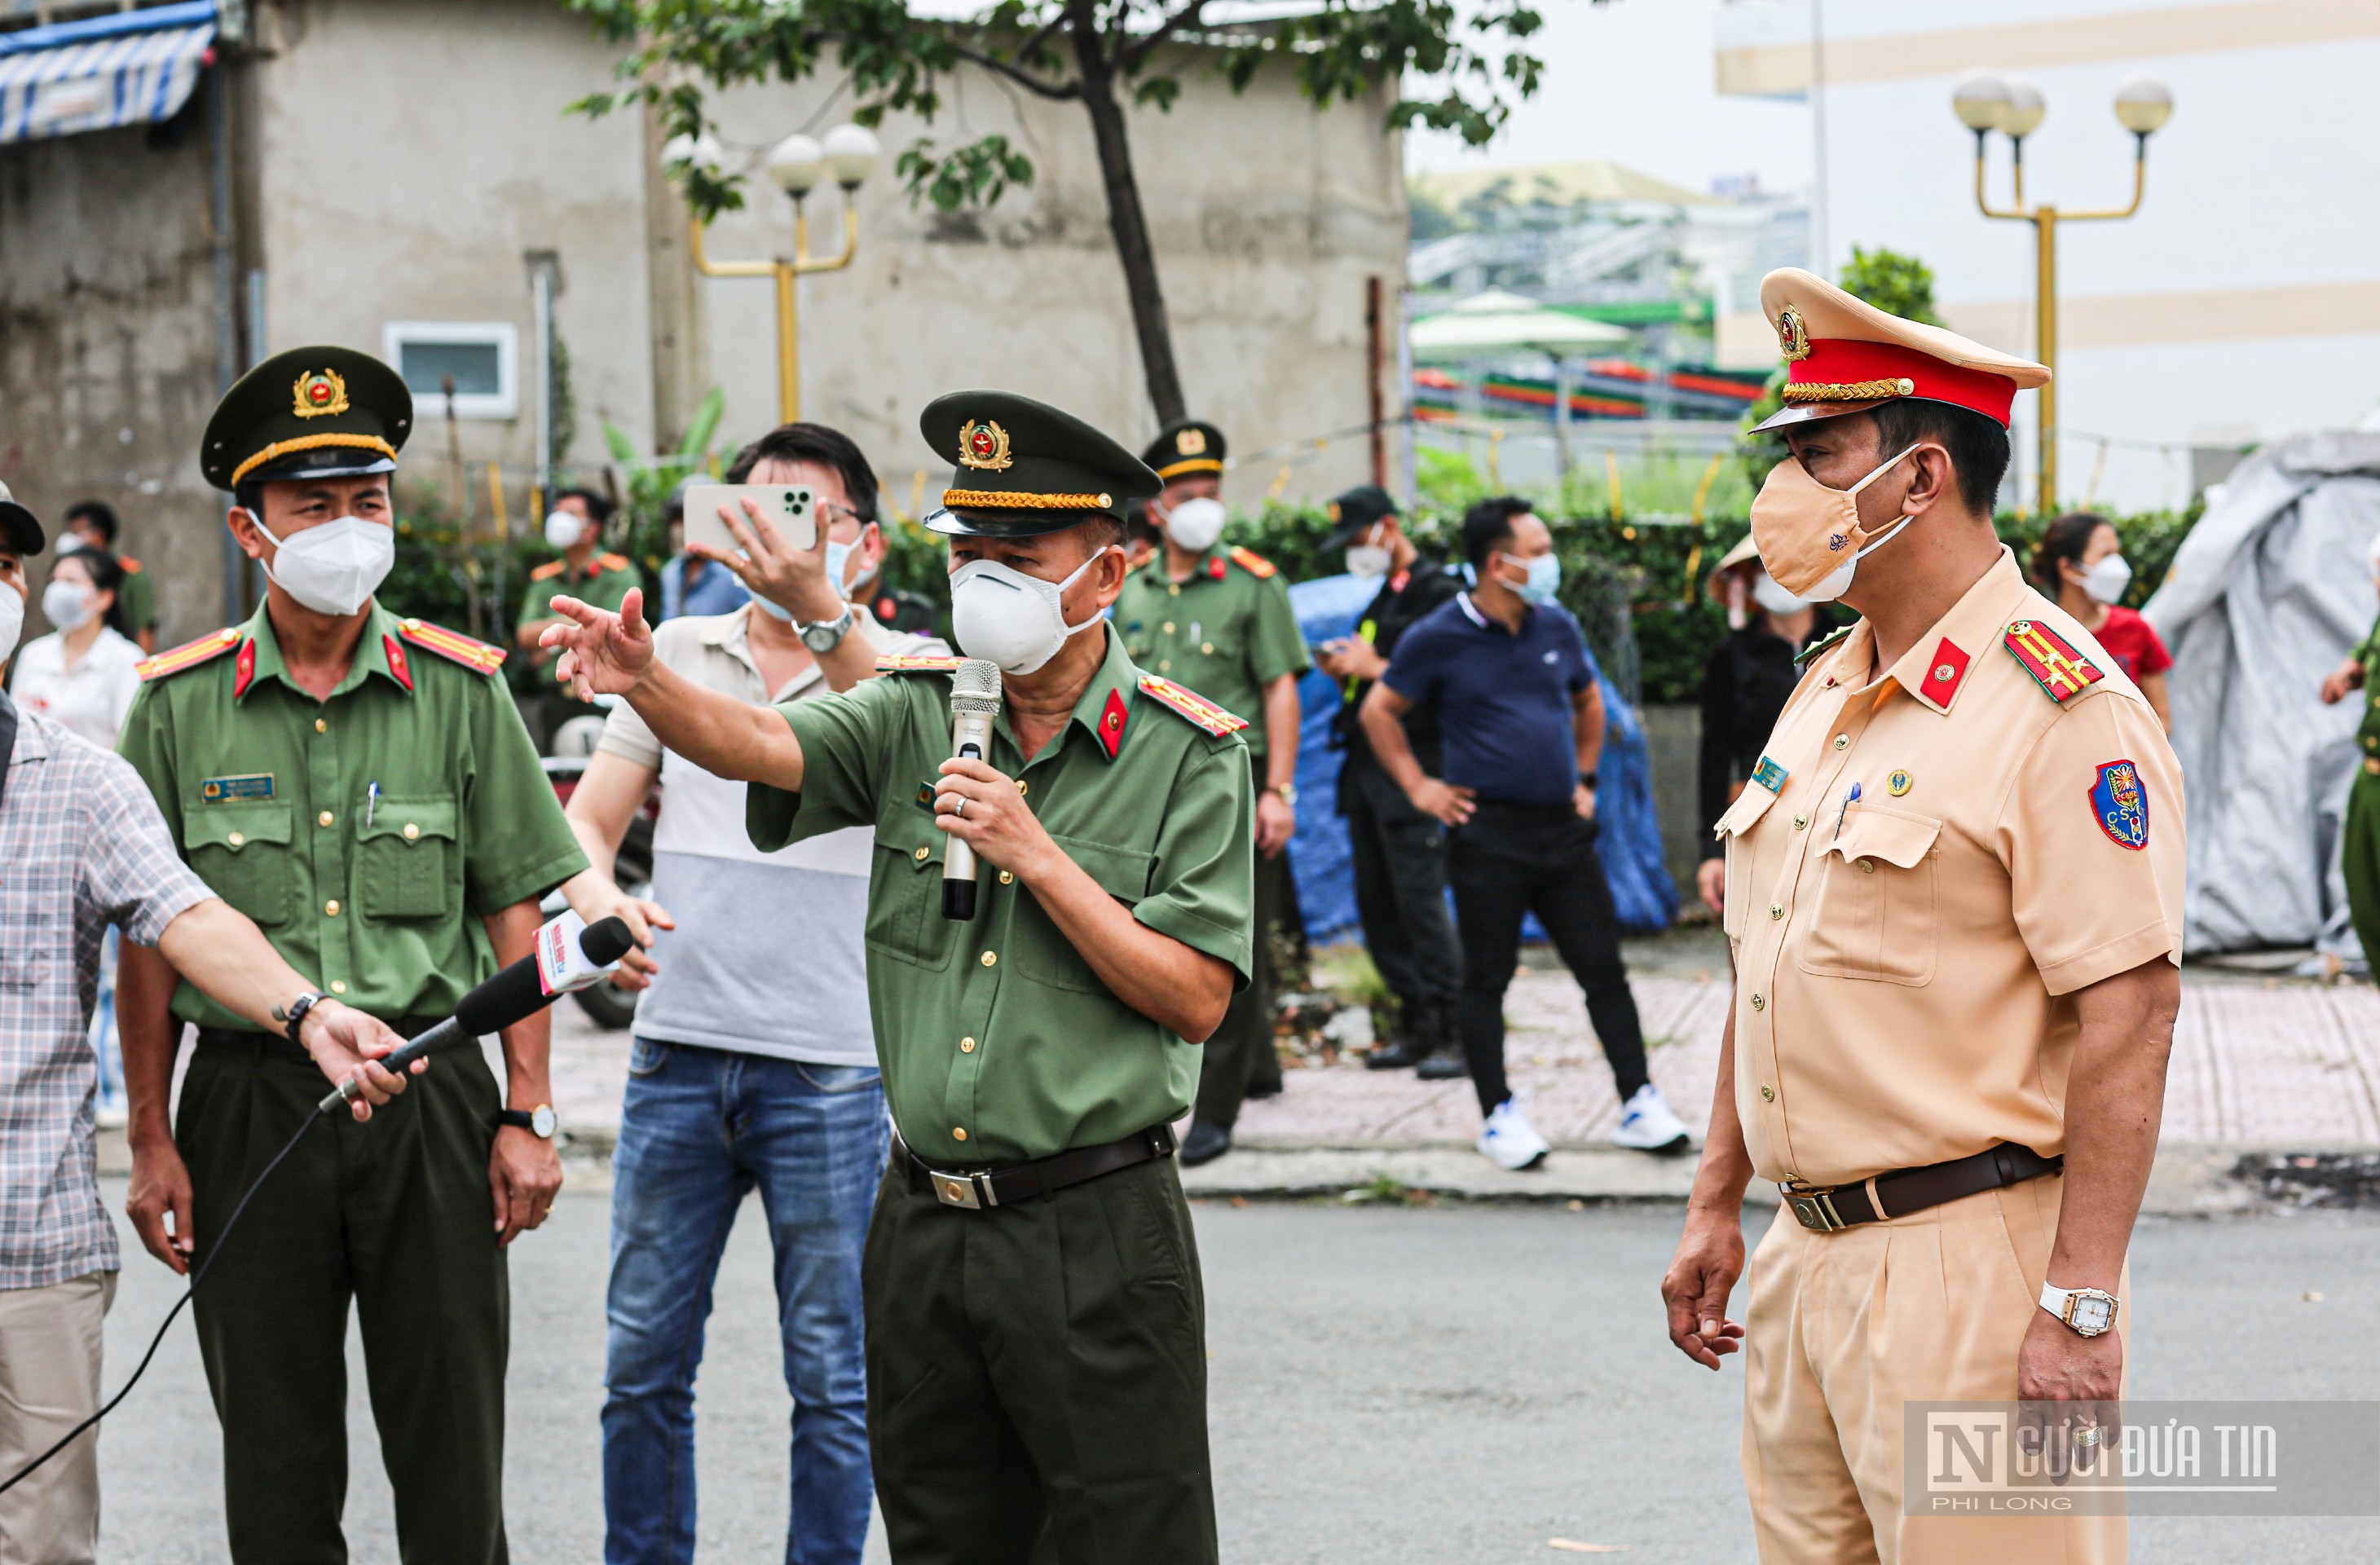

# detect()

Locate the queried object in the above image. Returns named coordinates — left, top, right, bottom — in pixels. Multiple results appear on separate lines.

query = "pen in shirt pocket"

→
left=366, top=781, right=380, bottom=828
left=1832, top=780, right=1861, bottom=842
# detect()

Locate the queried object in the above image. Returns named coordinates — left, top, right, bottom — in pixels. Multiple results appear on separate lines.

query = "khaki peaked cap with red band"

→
left=1748, top=268, right=2048, bottom=435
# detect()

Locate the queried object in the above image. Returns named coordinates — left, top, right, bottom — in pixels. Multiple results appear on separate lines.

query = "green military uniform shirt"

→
left=2356, top=620, right=2380, bottom=770
left=1112, top=545, right=1310, bottom=751
left=517, top=552, right=638, bottom=635
left=117, top=557, right=159, bottom=639
left=117, top=602, right=588, bottom=1029
left=747, top=629, right=1255, bottom=1165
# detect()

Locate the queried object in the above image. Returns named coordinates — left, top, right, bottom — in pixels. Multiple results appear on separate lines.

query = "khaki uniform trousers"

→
left=1740, top=1175, right=2128, bottom=1565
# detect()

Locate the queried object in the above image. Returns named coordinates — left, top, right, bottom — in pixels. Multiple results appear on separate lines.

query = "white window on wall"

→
left=382, top=321, right=519, bottom=419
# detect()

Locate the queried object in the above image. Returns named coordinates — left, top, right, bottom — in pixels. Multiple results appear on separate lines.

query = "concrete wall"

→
left=1641, top=703, right=1710, bottom=916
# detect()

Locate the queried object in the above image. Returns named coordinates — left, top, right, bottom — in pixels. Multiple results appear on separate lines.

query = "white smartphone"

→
left=681, top=483, right=817, bottom=558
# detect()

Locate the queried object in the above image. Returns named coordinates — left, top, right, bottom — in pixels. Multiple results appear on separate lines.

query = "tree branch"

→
left=945, top=39, right=1082, bottom=100
left=1116, top=0, right=1209, bottom=73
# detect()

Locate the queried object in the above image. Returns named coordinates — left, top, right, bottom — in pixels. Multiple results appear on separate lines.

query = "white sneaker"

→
left=1612, top=1082, right=1690, bottom=1154
left=1477, top=1099, right=1550, bottom=1170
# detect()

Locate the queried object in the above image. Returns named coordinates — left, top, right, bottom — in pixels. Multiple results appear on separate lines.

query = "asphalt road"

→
left=90, top=1184, right=2380, bottom=1563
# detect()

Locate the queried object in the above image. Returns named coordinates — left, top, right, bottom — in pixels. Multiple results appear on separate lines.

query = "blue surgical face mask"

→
left=1498, top=550, right=1562, bottom=606
left=824, top=539, right=853, bottom=597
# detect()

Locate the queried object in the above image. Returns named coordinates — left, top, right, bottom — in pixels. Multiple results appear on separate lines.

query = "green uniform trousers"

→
left=1195, top=756, right=1292, bottom=1127
left=178, top=1029, right=509, bottom=1565
left=863, top=1154, right=1217, bottom=1565
left=2347, top=771, right=2380, bottom=971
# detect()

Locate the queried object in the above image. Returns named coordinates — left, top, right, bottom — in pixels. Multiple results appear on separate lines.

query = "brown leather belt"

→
left=1781, top=1142, right=2062, bottom=1233
left=896, top=1122, right=1179, bottom=1211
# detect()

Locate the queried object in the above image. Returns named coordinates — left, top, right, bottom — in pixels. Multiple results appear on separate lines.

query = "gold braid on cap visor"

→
left=941, top=488, right=1114, bottom=510
left=230, top=433, right=399, bottom=487
left=1782, top=377, right=1917, bottom=404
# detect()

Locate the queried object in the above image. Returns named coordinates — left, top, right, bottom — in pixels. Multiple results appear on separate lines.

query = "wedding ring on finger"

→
left=954, top=796, right=969, bottom=818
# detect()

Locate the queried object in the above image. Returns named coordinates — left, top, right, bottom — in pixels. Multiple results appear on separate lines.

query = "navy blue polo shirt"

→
left=1380, top=593, right=1598, bottom=807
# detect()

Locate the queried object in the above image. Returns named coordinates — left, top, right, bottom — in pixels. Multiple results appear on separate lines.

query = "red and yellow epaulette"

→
left=2003, top=618, right=2105, bottom=705
left=136, top=627, right=241, bottom=682
left=598, top=553, right=632, bottom=572
left=121, top=556, right=143, bottom=574
left=876, top=655, right=966, bottom=674
left=530, top=559, right=567, bottom=581
left=396, top=617, right=507, bottom=675
left=1138, top=674, right=1249, bottom=737
left=1227, top=545, right=1276, bottom=580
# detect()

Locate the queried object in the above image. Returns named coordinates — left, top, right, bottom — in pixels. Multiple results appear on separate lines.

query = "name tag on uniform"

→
left=201, top=774, right=275, bottom=802
left=1750, top=756, right=1788, bottom=794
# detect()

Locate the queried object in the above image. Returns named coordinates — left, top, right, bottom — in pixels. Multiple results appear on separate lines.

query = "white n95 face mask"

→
left=949, top=547, right=1115, bottom=675
left=0, top=587, right=21, bottom=666
left=251, top=514, right=396, bottom=618
left=2081, top=553, right=2132, bottom=606
left=1162, top=497, right=1226, bottom=554
left=1749, top=571, right=1810, bottom=617
left=544, top=510, right=586, bottom=550
left=41, top=579, right=95, bottom=631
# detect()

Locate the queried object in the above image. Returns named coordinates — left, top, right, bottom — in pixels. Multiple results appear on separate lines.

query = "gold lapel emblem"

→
left=1177, top=427, right=1207, bottom=456
left=959, top=420, right=1013, bottom=471
left=1777, top=304, right=1811, bottom=362
left=293, top=368, right=350, bottom=419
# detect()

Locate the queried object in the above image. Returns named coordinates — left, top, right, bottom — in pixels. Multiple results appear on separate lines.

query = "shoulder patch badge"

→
left=2004, top=619, right=2105, bottom=704
left=1227, top=545, right=1277, bottom=580
left=135, top=627, right=242, bottom=683
left=2090, top=759, right=2149, bottom=849
left=1750, top=756, right=1789, bottom=794
left=1138, top=674, right=1249, bottom=737
left=1794, top=624, right=1853, bottom=668
left=396, top=618, right=507, bottom=674
left=876, top=655, right=966, bottom=675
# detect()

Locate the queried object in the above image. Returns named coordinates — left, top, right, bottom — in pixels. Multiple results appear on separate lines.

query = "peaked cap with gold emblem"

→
left=1141, top=417, right=1226, bottom=483
left=201, top=346, right=414, bottom=491
left=919, top=390, right=1161, bottom=540
left=1748, top=268, right=2047, bottom=435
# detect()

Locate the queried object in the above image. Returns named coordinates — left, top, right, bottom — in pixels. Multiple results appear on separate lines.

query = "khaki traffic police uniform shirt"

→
left=1717, top=549, right=2184, bottom=1188
left=1113, top=546, right=1310, bottom=747
left=118, top=602, right=588, bottom=1028
left=747, top=627, right=1256, bottom=1166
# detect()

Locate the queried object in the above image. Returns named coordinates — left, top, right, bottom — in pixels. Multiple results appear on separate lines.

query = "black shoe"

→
left=1366, top=1000, right=1440, bottom=1070
left=1245, top=1075, right=1282, bottom=1100
left=1365, top=1036, right=1430, bottom=1070
left=1179, top=1120, right=1233, bottom=1166
left=1414, top=1046, right=1469, bottom=1081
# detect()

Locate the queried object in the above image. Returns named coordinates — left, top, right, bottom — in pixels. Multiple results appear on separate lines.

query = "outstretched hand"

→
left=540, top=589, right=656, bottom=701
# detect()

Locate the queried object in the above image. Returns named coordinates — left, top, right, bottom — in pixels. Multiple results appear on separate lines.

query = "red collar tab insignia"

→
left=1916, top=637, right=1970, bottom=707
left=136, top=626, right=242, bottom=684
left=382, top=633, right=414, bottom=693
left=396, top=618, right=507, bottom=674
left=2003, top=619, right=2104, bottom=704
left=231, top=637, right=258, bottom=699
left=875, top=655, right=967, bottom=674
left=1095, top=686, right=1130, bottom=760
left=1138, top=674, right=1249, bottom=737
left=2089, top=758, right=2150, bottom=849
left=1228, top=545, right=1276, bottom=580
left=1207, top=556, right=1227, bottom=580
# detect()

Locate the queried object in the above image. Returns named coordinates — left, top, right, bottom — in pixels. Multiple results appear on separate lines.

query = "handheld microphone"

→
left=942, top=658, right=1003, bottom=921
left=316, top=911, right=633, bottom=1112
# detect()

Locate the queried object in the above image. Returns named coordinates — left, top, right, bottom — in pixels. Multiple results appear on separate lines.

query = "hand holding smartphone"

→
left=681, top=484, right=817, bottom=560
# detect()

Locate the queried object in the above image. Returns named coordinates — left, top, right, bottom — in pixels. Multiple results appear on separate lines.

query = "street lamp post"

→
left=677, top=124, right=880, bottom=424
left=1952, top=70, right=2172, bottom=514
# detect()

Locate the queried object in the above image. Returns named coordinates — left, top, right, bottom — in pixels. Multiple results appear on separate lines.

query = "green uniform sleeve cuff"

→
left=1134, top=902, right=1251, bottom=992
left=470, top=845, right=591, bottom=918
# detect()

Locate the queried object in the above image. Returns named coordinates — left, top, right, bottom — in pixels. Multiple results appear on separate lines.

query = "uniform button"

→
left=1832, top=734, right=1849, bottom=750
left=1162, top=622, right=1175, bottom=634
left=981, top=950, right=998, bottom=968
left=998, top=870, right=1014, bottom=884
left=227, top=831, right=245, bottom=847
left=1769, top=903, right=1783, bottom=919
left=403, top=822, right=420, bottom=840
left=914, top=845, right=931, bottom=862
left=329, top=981, right=346, bottom=994
left=953, top=1127, right=968, bottom=1142
left=324, top=900, right=342, bottom=917
left=1167, top=584, right=1181, bottom=597
left=317, top=810, right=333, bottom=827
left=1201, top=642, right=1214, bottom=655
left=1857, top=858, right=1875, bottom=874
left=315, top=717, right=327, bottom=734
left=1792, top=813, right=1808, bottom=830
left=1750, top=992, right=1765, bottom=1010
left=1158, top=659, right=1171, bottom=672
left=1761, top=1085, right=1776, bottom=1102
left=960, top=1037, right=977, bottom=1053
left=1015, top=778, right=1028, bottom=796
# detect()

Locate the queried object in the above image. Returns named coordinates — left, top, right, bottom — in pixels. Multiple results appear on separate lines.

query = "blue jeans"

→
left=603, top=1039, right=888, bottom=1565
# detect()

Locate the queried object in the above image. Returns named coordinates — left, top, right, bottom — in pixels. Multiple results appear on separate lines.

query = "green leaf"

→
left=602, top=420, right=639, bottom=464
left=678, top=387, right=726, bottom=460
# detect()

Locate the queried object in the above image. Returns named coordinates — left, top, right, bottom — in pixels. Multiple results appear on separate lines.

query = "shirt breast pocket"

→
left=1796, top=805, right=1942, bottom=985
left=867, top=813, right=956, bottom=972
left=357, top=798, right=460, bottom=920
left=183, top=804, right=295, bottom=927
left=1712, top=783, right=1780, bottom=943
left=1015, top=835, right=1153, bottom=993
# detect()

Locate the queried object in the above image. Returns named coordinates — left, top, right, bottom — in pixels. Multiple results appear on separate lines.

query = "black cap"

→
left=1142, top=418, right=1226, bottom=482
left=201, top=346, right=413, bottom=492
left=0, top=479, right=42, bottom=556
left=1322, top=484, right=1399, bottom=549
left=919, top=391, right=1161, bottom=540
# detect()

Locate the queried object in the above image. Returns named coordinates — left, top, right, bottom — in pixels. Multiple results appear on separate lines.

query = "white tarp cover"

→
left=2143, top=431, right=2380, bottom=958
left=0, top=2, right=214, bottom=146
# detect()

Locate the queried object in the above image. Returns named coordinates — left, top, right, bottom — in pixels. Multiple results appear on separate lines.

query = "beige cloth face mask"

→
left=1748, top=442, right=1926, bottom=602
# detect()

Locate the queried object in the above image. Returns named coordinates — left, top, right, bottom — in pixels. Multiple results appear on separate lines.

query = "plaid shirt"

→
left=0, top=694, right=211, bottom=1289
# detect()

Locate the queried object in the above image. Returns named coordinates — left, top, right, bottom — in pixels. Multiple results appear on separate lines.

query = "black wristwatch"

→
left=500, top=1104, right=558, bottom=1139
left=274, top=990, right=328, bottom=1047
left=1580, top=771, right=1600, bottom=790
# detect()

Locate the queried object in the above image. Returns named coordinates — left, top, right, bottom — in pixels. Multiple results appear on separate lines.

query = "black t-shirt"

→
left=1332, top=558, right=1462, bottom=777
left=1698, top=622, right=1816, bottom=859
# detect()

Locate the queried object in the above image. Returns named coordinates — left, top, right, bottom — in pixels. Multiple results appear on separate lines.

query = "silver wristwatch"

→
left=799, top=604, right=857, bottom=654
left=2040, top=1280, right=2120, bottom=1338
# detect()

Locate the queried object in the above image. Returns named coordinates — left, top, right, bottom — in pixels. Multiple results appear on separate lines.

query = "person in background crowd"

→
left=1122, top=498, right=1158, bottom=573
left=2319, top=531, right=2380, bottom=974
left=520, top=487, right=637, bottom=663
left=560, top=421, right=941, bottom=1565
left=1695, top=535, right=1827, bottom=919
left=0, top=478, right=415, bottom=1565
left=658, top=478, right=752, bottom=624
left=60, top=501, right=157, bottom=654
left=1312, top=484, right=1466, bottom=1075
left=2033, top=513, right=2172, bottom=731
left=1113, top=418, right=1309, bottom=1166
left=1363, top=497, right=1689, bottom=1167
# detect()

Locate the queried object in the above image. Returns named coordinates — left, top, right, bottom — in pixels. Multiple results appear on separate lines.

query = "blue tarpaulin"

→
left=0, top=2, right=215, bottom=145
left=1284, top=573, right=1677, bottom=944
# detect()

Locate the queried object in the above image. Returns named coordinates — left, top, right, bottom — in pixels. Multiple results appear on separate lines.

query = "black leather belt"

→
left=1781, top=1142, right=2062, bottom=1233
left=896, top=1122, right=1179, bottom=1211
left=196, top=1018, right=443, bottom=1068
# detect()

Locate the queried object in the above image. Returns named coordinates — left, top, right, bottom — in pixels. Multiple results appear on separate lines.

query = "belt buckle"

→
left=1782, top=1180, right=1847, bottom=1233
left=929, top=1170, right=994, bottom=1210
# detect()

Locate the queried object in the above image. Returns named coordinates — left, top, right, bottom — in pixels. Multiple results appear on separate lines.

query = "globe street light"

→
left=688, top=123, right=881, bottom=422
left=1955, top=72, right=2172, bottom=514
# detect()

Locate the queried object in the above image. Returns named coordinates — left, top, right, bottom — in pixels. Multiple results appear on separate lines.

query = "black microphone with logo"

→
left=941, top=657, right=1003, bottom=921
